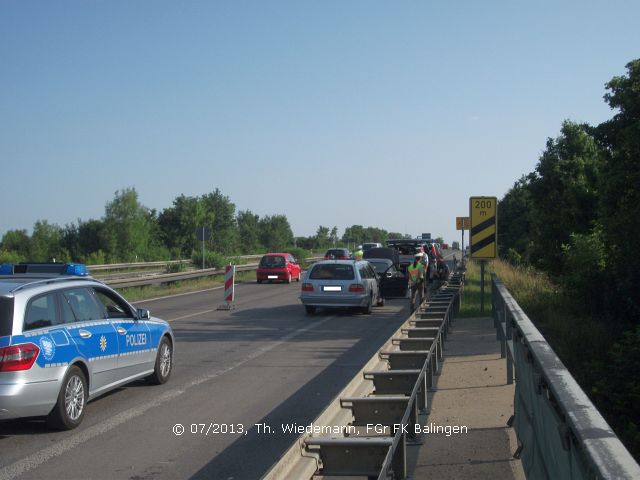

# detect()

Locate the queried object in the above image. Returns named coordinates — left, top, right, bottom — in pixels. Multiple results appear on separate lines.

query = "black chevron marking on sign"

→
left=471, top=234, right=495, bottom=254
left=470, top=216, right=495, bottom=237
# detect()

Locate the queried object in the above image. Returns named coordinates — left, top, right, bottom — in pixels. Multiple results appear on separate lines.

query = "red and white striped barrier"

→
left=224, top=265, right=235, bottom=302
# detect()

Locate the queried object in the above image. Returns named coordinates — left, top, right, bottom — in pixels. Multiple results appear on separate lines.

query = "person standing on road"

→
left=407, top=252, right=425, bottom=311
left=354, top=246, right=364, bottom=260
left=420, top=249, right=429, bottom=296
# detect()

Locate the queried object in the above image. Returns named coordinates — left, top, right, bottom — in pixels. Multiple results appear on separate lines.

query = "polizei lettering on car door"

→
left=126, top=333, right=147, bottom=347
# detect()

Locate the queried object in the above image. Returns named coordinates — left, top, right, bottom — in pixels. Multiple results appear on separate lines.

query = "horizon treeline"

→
left=0, top=187, right=412, bottom=266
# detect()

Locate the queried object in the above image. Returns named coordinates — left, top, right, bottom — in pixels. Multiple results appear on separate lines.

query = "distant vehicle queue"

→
left=256, top=238, right=451, bottom=315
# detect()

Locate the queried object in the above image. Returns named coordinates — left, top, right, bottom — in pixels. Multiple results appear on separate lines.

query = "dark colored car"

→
left=323, top=248, right=351, bottom=260
left=385, top=239, right=426, bottom=273
left=366, top=258, right=408, bottom=298
left=363, top=247, right=400, bottom=268
left=256, top=253, right=301, bottom=284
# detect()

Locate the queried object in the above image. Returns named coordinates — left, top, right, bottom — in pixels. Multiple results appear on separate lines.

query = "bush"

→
left=85, top=250, right=108, bottom=266
left=561, top=228, right=607, bottom=314
left=591, top=326, right=640, bottom=460
left=504, top=248, right=523, bottom=266
left=191, top=251, right=227, bottom=269
left=0, top=249, right=25, bottom=264
left=227, top=256, right=248, bottom=266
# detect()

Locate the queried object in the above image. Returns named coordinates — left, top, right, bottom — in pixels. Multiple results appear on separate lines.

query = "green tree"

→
left=364, top=227, right=388, bottom=243
left=259, top=215, right=293, bottom=251
left=342, top=225, right=365, bottom=247
left=237, top=210, right=262, bottom=253
left=200, top=189, right=237, bottom=254
left=158, top=194, right=203, bottom=257
left=78, top=219, right=110, bottom=261
left=561, top=227, right=607, bottom=314
left=595, top=59, right=640, bottom=323
left=528, top=121, right=603, bottom=274
left=30, top=220, right=65, bottom=262
left=1, top=229, right=31, bottom=258
left=329, top=226, right=339, bottom=246
left=314, top=226, right=330, bottom=249
left=103, top=187, right=155, bottom=262
left=498, top=175, right=534, bottom=260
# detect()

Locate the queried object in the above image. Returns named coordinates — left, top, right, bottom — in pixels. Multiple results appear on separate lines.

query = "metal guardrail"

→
left=491, top=273, right=640, bottom=479
left=88, top=254, right=270, bottom=272
left=263, top=272, right=464, bottom=479
left=98, top=257, right=324, bottom=288
left=87, top=260, right=192, bottom=271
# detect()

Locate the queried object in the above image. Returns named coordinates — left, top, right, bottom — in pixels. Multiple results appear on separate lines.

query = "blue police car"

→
left=0, top=263, right=174, bottom=429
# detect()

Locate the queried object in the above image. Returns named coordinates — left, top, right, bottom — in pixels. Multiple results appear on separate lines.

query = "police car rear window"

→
left=0, top=296, right=14, bottom=337
left=310, top=264, right=355, bottom=280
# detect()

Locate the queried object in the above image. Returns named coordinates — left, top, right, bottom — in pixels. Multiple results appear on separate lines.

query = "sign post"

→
left=469, top=197, right=497, bottom=314
left=195, top=227, right=212, bottom=269
left=456, top=216, right=470, bottom=255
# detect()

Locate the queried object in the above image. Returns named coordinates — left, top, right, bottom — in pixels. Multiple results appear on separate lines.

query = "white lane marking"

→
left=168, top=309, right=216, bottom=322
left=0, top=315, right=335, bottom=480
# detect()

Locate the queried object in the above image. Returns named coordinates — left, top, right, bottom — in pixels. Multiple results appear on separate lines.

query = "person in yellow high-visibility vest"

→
left=407, top=252, right=425, bottom=311
left=354, top=246, right=364, bottom=260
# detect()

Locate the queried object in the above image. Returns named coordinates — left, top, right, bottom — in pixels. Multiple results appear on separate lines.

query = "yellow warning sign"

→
left=456, top=217, right=470, bottom=230
left=469, top=197, right=497, bottom=259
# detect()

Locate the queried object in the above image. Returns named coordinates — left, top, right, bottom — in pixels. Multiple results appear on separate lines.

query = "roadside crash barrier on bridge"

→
left=263, top=272, right=464, bottom=480
left=491, top=273, right=640, bottom=479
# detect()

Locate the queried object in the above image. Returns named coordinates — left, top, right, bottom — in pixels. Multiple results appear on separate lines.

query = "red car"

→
left=256, top=253, right=302, bottom=284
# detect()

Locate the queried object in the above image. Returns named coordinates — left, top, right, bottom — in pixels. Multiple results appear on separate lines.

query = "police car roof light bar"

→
left=0, top=263, right=89, bottom=276
left=0, top=264, right=14, bottom=275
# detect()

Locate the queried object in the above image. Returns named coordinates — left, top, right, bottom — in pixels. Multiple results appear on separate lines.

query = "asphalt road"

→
left=0, top=273, right=415, bottom=480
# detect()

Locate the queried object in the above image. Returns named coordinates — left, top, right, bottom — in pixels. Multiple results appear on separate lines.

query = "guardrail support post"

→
left=392, top=434, right=407, bottom=479
left=506, top=310, right=514, bottom=385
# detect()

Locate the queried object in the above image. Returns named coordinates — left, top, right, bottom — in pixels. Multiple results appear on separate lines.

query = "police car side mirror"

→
left=137, top=308, right=150, bottom=320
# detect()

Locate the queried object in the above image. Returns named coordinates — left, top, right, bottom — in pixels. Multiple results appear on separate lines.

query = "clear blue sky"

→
left=1, top=1, right=638, bottom=245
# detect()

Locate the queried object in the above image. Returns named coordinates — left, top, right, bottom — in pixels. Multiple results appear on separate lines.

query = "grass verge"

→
left=116, top=270, right=259, bottom=302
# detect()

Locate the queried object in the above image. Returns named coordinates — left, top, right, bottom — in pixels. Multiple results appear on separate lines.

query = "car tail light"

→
left=349, top=284, right=365, bottom=292
left=302, top=283, right=314, bottom=292
left=0, top=343, right=40, bottom=372
left=339, top=255, right=348, bottom=260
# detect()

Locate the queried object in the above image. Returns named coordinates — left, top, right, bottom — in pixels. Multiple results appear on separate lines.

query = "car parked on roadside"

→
left=256, top=253, right=301, bottom=284
left=300, top=260, right=382, bottom=315
left=0, top=263, right=174, bottom=430
left=323, top=248, right=351, bottom=260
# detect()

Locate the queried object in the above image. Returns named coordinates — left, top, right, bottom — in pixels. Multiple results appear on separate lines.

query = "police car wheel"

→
left=47, top=366, right=87, bottom=430
left=147, top=337, right=173, bottom=385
